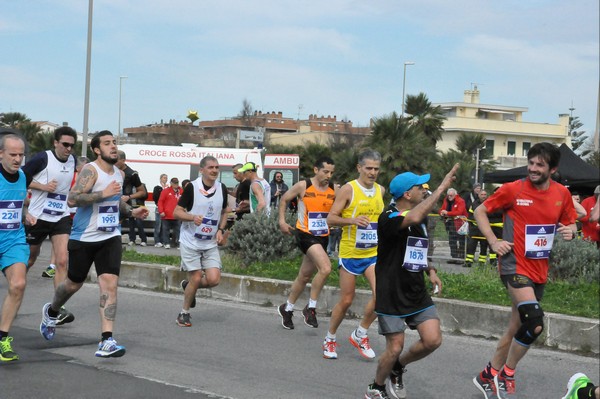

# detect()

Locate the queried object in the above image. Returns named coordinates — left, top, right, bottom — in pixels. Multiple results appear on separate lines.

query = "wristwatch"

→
left=218, top=228, right=226, bottom=234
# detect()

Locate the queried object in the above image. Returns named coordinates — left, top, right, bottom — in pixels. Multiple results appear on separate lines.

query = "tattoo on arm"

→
left=69, top=167, right=103, bottom=206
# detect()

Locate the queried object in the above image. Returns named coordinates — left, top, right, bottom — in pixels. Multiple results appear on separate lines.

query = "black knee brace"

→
left=514, top=302, right=544, bottom=346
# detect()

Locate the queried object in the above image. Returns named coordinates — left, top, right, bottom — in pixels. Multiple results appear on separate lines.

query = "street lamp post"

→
left=401, top=61, right=415, bottom=117
left=118, top=76, right=128, bottom=144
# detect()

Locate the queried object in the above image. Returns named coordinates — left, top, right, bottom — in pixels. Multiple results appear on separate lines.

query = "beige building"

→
left=434, top=86, right=571, bottom=169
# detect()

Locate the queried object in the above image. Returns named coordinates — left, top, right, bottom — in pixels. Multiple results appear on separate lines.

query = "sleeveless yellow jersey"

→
left=339, top=180, right=384, bottom=259
left=296, top=179, right=336, bottom=236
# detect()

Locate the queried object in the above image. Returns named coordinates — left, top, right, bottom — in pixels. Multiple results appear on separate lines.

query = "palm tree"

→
left=365, top=112, right=438, bottom=198
left=404, top=93, right=446, bottom=146
left=0, top=112, right=30, bottom=128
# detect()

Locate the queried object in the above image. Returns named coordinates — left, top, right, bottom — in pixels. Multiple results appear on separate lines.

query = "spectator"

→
left=269, top=171, right=289, bottom=209
left=232, top=163, right=251, bottom=220
left=158, top=177, right=182, bottom=249
left=152, top=174, right=168, bottom=247
left=238, top=162, right=271, bottom=216
left=580, top=186, right=600, bottom=248
left=181, top=179, right=191, bottom=189
left=439, top=188, right=467, bottom=264
left=116, top=151, right=148, bottom=247
left=462, top=182, right=482, bottom=214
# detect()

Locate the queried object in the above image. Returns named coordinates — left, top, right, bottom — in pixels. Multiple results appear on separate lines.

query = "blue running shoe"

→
left=40, top=303, right=57, bottom=340
left=95, top=337, right=126, bottom=358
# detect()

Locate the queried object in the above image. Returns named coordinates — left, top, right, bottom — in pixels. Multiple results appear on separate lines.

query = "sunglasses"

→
left=60, top=142, right=75, bottom=149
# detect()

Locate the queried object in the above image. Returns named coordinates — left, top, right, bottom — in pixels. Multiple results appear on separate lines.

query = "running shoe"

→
left=386, top=368, right=407, bottom=399
left=365, top=384, right=390, bottom=399
left=176, top=312, right=192, bottom=327
left=0, top=336, right=19, bottom=362
left=494, top=372, right=516, bottom=399
left=164, top=244, right=171, bottom=249
left=56, top=306, right=75, bottom=326
left=40, top=303, right=57, bottom=340
left=277, top=303, right=294, bottom=330
left=349, top=329, right=376, bottom=359
left=41, top=265, right=56, bottom=278
left=95, top=337, right=126, bottom=358
left=473, top=372, right=498, bottom=399
left=140, top=242, right=147, bottom=247
left=561, top=373, right=593, bottom=399
left=302, top=304, right=318, bottom=328
left=128, top=241, right=135, bottom=247
left=180, top=280, right=196, bottom=308
left=322, top=339, right=338, bottom=359
left=154, top=243, right=163, bottom=248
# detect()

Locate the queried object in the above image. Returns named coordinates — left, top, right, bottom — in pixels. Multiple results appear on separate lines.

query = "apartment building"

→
left=434, top=86, right=571, bottom=169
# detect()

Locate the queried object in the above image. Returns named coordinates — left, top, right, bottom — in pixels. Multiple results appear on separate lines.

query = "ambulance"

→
left=119, top=144, right=299, bottom=222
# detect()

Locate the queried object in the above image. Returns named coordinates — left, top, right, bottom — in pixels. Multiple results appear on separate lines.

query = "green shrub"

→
left=549, top=236, right=599, bottom=284
left=226, top=211, right=300, bottom=267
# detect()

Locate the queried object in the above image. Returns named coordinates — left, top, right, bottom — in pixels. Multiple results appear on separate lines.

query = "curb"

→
left=96, top=261, right=599, bottom=354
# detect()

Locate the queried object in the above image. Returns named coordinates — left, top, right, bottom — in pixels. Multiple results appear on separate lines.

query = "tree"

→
left=404, top=93, right=446, bottom=146
left=569, top=116, right=592, bottom=158
left=0, top=112, right=29, bottom=128
left=365, top=112, right=438, bottom=198
left=237, top=99, right=263, bottom=130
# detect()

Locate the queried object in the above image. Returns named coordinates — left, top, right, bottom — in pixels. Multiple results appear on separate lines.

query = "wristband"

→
left=218, top=228, right=226, bottom=234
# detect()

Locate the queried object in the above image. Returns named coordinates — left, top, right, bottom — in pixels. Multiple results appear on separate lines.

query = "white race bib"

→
left=308, top=212, right=328, bottom=236
left=524, top=224, right=555, bottom=259
left=97, top=204, right=119, bottom=232
left=402, top=236, right=429, bottom=272
left=43, top=193, right=67, bottom=216
left=0, top=200, right=23, bottom=230
left=194, top=217, right=219, bottom=240
left=355, top=222, right=378, bottom=249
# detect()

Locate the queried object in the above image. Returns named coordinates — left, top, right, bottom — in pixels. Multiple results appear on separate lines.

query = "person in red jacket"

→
left=439, top=188, right=467, bottom=264
left=158, top=177, right=182, bottom=249
left=580, top=186, right=600, bottom=248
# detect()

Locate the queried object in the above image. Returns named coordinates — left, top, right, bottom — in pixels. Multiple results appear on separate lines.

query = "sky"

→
left=1, top=0, right=598, bottom=139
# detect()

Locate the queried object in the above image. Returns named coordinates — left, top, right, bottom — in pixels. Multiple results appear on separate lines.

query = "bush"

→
left=226, top=211, right=300, bottom=267
left=549, top=236, right=599, bottom=283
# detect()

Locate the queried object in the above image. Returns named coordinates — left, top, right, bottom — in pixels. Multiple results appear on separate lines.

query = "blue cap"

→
left=390, top=172, right=431, bottom=199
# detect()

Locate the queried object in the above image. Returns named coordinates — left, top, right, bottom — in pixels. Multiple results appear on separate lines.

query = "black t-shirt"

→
left=177, top=179, right=228, bottom=212
left=375, top=204, right=434, bottom=316
left=1, top=165, right=32, bottom=186
left=235, top=179, right=251, bottom=217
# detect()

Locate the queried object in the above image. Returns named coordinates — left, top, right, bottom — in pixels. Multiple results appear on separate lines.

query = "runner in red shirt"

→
left=472, top=142, right=577, bottom=399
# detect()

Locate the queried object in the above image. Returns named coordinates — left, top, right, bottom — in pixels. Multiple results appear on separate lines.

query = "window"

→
left=522, top=142, right=531, bottom=156
left=507, top=141, right=516, bottom=156
left=484, top=139, right=494, bottom=158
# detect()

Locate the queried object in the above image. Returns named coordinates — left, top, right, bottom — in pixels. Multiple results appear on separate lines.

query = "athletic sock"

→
left=0, top=330, right=7, bottom=339
left=101, top=331, right=112, bottom=341
left=48, top=307, right=59, bottom=318
left=326, top=331, right=336, bottom=341
left=502, top=365, right=515, bottom=378
left=181, top=309, right=190, bottom=314
left=392, top=360, right=404, bottom=374
left=483, top=362, right=498, bottom=378
left=356, top=325, right=368, bottom=338
left=285, top=301, right=294, bottom=312
left=308, top=298, right=317, bottom=308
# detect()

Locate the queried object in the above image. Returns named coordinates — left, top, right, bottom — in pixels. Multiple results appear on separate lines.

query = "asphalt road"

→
left=0, top=241, right=598, bottom=399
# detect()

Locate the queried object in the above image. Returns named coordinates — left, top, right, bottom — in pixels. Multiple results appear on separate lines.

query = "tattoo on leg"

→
left=100, top=293, right=109, bottom=308
left=104, top=304, right=117, bottom=321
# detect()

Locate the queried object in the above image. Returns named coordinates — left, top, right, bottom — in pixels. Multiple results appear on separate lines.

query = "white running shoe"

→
left=95, top=337, right=126, bottom=358
left=349, top=329, right=376, bottom=359
left=322, top=339, right=338, bottom=359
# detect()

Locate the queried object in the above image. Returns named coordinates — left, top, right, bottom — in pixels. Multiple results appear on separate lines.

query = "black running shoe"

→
left=277, top=304, right=294, bottom=329
left=302, top=304, right=318, bottom=328
left=181, top=280, right=196, bottom=308
left=56, top=306, right=75, bottom=326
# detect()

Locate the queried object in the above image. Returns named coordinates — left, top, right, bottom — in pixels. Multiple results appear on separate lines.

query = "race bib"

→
left=97, top=204, right=119, bottom=232
left=42, top=193, right=67, bottom=216
left=524, top=224, right=555, bottom=259
left=402, top=236, right=429, bottom=272
left=0, top=200, right=23, bottom=230
left=308, top=212, right=328, bottom=236
left=355, top=222, right=378, bottom=249
left=194, top=217, right=219, bottom=240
